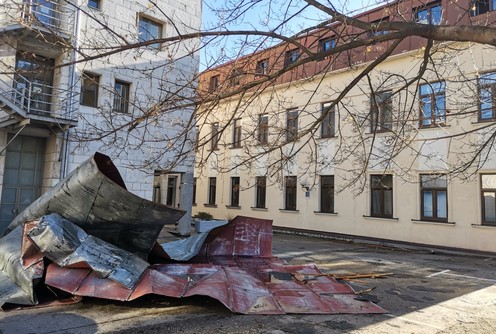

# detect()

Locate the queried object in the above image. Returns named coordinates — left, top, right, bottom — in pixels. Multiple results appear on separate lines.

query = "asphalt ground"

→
left=0, top=232, right=495, bottom=334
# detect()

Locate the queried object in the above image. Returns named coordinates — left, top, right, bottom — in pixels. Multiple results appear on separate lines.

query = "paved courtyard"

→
left=0, top=233, right=495, bottom=333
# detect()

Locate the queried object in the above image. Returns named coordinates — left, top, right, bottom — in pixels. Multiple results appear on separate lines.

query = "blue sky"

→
left=199, top=0, right=384, bottom=69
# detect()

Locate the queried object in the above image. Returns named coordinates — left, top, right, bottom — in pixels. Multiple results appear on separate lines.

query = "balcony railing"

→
left=0, top=73, right=78, bottom=122
left=0, top=0, right=76, bottom=37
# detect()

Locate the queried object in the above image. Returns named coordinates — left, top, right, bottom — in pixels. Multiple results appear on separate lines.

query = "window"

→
left=319, top=38, right=336, bottom=52
left=371, top=175, right=393, bottom=218
left=88, top=0, right=100, bottom=9
left=258, top=114, right=269, bottom=145
left=481, top=174, right=496, bottom=225
left=208, top=177, right=216, bottom=205
left=368, top=17, right=389, bottom=37
left=138, top=16, right=162, bottom=48
left=478, top=72, right=496, bottom=121
left=371, top=91, right=393, bottom=132
left=285, top=49, right=300, bottom=67
left=255, top=176, right=266, bottom=208
left=321, top=102, right=335, bottom=138
left=256, top=59, right=269, bottom=76
left=419, top=81, right=446, bottom=127
left=209, top=75, right=219, bottom=92
left=415, top=2, right=442, bottom=25
left=80, top=72, right=99, bottom=107
left=420, top=174, right=447, bottom=222
left=211, top=122, right=220, bottom=150
left=113, top=80, right=130, bottom=113
left=230, top=177, right=240, bottom=207
left=192, top=177, right=197, bottom=205
left=232, top=118, right=242, bottom=148
left=470, top=0, right=496, bottom=16
left=320, top=175, right=334, bottom=213
left=286, top=109, right=298, bottom=141
left=285, top=176, right=297, bottom=210
left=228, top=68, right=243, bottom=87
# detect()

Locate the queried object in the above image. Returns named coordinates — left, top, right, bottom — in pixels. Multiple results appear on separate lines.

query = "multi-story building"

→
left=194, top=0, right=496, bottom=252
left=0, top=0, right=201, bottom=234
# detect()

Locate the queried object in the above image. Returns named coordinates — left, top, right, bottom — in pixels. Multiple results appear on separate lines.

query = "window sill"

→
left=279, top=209, right=299, bottom=213
left=363, top=215, right=399, bottom=221
left=419, top=124, right=450, bottom=129
left=318, top=135, right=336, bottom=140
left=472, top=119, right=496, bottom=124
left=203, top=204, right=217, bottom=208
left=251, top=207, right=268, bottom=211
left=226, top=205, right=241, bottom=209
left=314, top=211, right=338, bottom=216
left=411, top=219, right=455, bottom=226
left=472, top=224, right=496, bottom=229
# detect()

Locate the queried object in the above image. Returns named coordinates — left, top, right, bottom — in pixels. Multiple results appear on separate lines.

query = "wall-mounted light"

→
left=300, top=178, right=310, bottom=192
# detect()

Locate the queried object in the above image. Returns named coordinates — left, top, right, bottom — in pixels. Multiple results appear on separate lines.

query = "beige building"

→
left=194, top=0, right=496, bottom=253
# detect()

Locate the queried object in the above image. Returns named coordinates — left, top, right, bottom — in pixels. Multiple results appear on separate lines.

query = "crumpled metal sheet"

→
left=44, top=216, right=387, bottom=314
left=28, top=213, right=149, bottom=290
left=0, top=225, right=43, bottom=306
left=4, top=152, right=185, bottom=257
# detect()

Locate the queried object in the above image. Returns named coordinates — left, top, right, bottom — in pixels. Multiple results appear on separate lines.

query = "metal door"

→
left=0, top=135, right=46, bottom=233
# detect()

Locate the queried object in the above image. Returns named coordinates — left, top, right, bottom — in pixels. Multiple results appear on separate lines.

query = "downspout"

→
left=60, top=2, right=81, bottom=179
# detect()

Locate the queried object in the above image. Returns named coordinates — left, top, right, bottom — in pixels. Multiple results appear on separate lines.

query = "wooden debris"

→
left=292, top=272, right=394, bottom=282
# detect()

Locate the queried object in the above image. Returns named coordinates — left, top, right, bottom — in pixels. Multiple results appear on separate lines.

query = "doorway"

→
left=0, top=134, right=46, bottom=233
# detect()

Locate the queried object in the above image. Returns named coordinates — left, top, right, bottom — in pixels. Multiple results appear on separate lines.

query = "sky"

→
left=199, top=0, right=386, bottom=69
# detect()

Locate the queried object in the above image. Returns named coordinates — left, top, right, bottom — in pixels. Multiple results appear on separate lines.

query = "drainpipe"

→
left=60, top=2, right=81, bottom=179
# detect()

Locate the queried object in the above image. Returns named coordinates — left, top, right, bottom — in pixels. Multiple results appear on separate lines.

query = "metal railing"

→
left=0, top=73, right=78, bottom=121
left=0, top=0, right=76, bottom=37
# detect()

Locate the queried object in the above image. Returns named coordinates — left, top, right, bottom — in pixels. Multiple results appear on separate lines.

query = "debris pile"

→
left=0, top=153, right=386, bottom=314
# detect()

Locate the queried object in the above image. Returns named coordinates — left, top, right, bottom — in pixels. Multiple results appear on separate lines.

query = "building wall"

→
left=194, top=42, right=496, bottom=253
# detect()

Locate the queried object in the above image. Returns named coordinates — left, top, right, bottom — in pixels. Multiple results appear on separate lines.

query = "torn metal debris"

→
left=0, top=152, right=387, bottom=315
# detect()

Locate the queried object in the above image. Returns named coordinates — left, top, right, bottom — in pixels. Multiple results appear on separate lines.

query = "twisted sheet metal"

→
left=44, top=216, right=387, bottom=315
left=5, top=152, right=185, bottom=257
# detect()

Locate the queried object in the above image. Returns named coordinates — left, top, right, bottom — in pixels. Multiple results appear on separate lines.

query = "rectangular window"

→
left=415, top=2, right=442, bottom=25
left=419, top=81, right=446, bottom=127
left=320, top=175, right=334, bottom=213
left=371, top=175, right=393, bottom=218
left=113, top=80, right=130, bottom=113
left=284, top=49, right=300, bottom=67
left=88, top=0, right=100, bottom=9
left=470, top=0, right=496, bottom=16
left=368, top=17, right=389, bottom=37
left=481, top=174, right=496, bottom=225
left=255, top=176, right=266, bottom=208
left=138, top=16, right=163, bottom=48
left=321, top=102, right=335, bottom=138
left=211, top=122, right=220, bottom=150
left=209, top=75, right=219, bottom=92
left=258, top=114, right=269, bottom=145
left=192, top=177, right=197, bottom=205
left=420, top=174, right=448, bottom=222
left=228, top=68, right=243, bottom=87
left=208, top=177, right=216, bottom=205
left=286, top=109, right=298, bottom=141
left=478, top=72, right=496, bottom=121
left=371, top=91, right=393, bottom=132
left=319, top=38, right=336, bottom=52
left=230, top=177, right=240, bottom=207
left=80, top=72, right=99, bottom=107
left=232, top=118, right=242, bottom=148
left=285, top=176, right=297, bottom=210
left=256, top=59, right=269, bottom=76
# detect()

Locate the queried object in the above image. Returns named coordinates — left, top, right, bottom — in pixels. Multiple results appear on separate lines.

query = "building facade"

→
left=194, top=0, right=496, bottom=252
left=0, top=0, right=201, bottom=234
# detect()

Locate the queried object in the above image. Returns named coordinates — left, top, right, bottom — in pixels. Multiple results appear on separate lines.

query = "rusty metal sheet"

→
left=43, top=217, right=387, bottom=314
left=28, top=213, right=149, bottom=289
left=5, top=152, right=185, bottom=257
